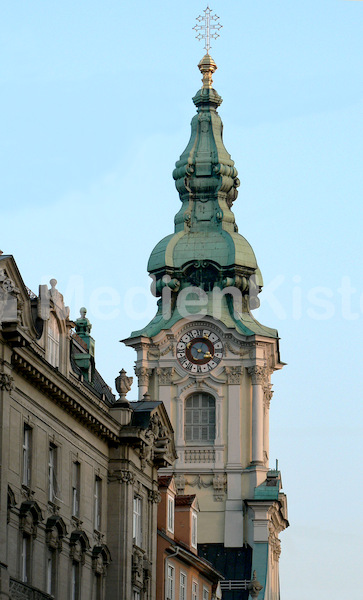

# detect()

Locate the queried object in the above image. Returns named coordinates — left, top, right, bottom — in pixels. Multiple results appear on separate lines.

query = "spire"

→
left=130, top=22, right=278, bottom=341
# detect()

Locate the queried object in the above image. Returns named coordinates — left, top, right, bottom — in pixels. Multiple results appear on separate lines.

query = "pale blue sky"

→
left=2, top=1, right=363, bottom=598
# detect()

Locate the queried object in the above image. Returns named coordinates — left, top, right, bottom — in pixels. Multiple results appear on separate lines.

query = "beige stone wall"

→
left=4, top=370, right=110, bottom=599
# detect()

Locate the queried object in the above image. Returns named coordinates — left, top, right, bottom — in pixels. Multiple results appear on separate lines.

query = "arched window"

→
left=48, top=313, right=60, bottom=368
left=184, top=393, right=215, bottom=444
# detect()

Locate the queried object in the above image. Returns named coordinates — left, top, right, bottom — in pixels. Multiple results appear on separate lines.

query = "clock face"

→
left=176, top=328, right=223, bottom=373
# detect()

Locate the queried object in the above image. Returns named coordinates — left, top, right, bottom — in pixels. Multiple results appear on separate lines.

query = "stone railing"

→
left=10, top=578, right=53, bottom=600
left=184, top=448, right=215, bottom=463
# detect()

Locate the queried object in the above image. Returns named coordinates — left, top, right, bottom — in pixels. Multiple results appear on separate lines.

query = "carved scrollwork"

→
left=248, top=365, right=267, bottom=385
left=148, top=490, right=161, bottom=504
left=160, top=343, right=175, bottom=357
left=156, top=367, right=175, bottom=385
left=174, top=473, right=186, bottom=495
left=213, top=473, right=227, bottom=502
left=224, top=365, right=243, bottom=385
left=0, top=372, right=14, bottom=391
left=140, top=412, right=172, bottom=469
left=134, top=366, right=153, bottom=387
left=225, top=341, right=249, bottom=358
left=263, top=384, right=273, bottom=409
left=0, top=268, right=21, bottom=325
left=108, top=469, right=135, bottom=484
left=132, top=547, right=144, bottom=586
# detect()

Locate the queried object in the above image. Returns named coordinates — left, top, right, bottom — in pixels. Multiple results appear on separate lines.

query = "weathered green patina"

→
left=132, top=55, right=277, bottom=339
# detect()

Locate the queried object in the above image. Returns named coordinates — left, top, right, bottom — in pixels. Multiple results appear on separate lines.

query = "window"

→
left=167, top=564, right=175, bottom=600
left=184, top=393, right=215, bottom=443
left=71, top=562, right=80, bottom=600
left=48, top=313, right=60, bottom=368
left=167, top=494, right=174, bottom=533
left=132, top=589, right=141, bottom=600
left=21, top=535, right=31, bottom=583
left=180, top=572, right=187, bottom=600
left=191, top=511, right=197, bottom=548
left=22, top=425, right=32, bottom=487
left=94, top=476, right=102, bottom=530
left=72, top=462, right=80, bottom=517
left=46, top=548, right=57, bottom=596
left=133, top=497, right=142, bottom=547
left=203, top=586, right=209, bottom=600
left=48, top=443, right=58, bottom=502
left=192, top=581, right=198, bottom=600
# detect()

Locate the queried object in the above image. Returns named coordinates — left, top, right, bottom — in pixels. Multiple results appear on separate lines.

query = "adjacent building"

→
left=157, top=475, right=222, bottom=600
left=0, top=254, right=176, bottom=600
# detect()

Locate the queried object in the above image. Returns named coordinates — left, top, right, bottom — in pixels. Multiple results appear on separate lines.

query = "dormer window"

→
left=167, top=494, right=174, bottom=533
left=48, top=313, right=60, bottom=368
left=191, top=511, right=197, bottom=548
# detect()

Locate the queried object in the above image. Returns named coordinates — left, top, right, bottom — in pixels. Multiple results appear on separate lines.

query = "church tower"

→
left=123, top=38, right=288, bottom=599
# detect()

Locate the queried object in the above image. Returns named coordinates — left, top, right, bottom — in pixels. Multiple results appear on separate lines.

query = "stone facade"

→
left=0, top=254, right=176, bottom=600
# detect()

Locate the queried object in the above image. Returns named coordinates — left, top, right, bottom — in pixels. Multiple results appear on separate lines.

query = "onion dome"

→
left=148, top=55, right=262, bottom=296
left=132, top=56, right=277, bottom=340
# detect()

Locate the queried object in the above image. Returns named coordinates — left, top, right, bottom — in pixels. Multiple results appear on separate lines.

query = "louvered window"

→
left=184, top=393, right=215, bottom=443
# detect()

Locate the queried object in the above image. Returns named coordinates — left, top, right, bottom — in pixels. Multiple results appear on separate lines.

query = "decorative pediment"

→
left=70, top=530, right=90, bottom=563
left=46, top=515, right=67, bottom=550
left=19, top=500, right=43, bottom=537
left=0, top=257, right=43, bottom=343
left=92, top=544, right=111, bottom=575
left=0, top=267, right=21, bottom=325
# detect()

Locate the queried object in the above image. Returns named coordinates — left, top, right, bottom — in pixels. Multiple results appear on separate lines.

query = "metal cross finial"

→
left=193, top=6, right=222, bottom=54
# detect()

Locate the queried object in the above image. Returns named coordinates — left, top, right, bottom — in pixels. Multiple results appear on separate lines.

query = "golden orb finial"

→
left=198, top=53, right=217, bottom=89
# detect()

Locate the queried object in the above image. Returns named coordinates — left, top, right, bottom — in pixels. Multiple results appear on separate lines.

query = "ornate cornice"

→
left=11, top=352, right=119, bottom=444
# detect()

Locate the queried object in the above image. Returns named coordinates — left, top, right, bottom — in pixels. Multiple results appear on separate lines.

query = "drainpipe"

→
left=164, top=546, right=180, bottom=600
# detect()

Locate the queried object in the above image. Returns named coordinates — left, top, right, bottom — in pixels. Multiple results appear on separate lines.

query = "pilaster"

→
left=248, top=366, right=266, bottom=465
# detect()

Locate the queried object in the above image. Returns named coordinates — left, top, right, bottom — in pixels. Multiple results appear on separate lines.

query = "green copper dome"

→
left=130, top=55, right=277, bottom=340
left=148, top=55, right=263, bottom=291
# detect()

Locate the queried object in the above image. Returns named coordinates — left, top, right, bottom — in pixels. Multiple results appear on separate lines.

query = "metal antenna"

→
left=193, top=6, right=222, bottom=54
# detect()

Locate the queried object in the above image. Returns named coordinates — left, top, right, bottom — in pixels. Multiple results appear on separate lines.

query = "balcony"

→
left=184, top=448, right=215, bottom=463
left=9, top=578, right=54, bottom=600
